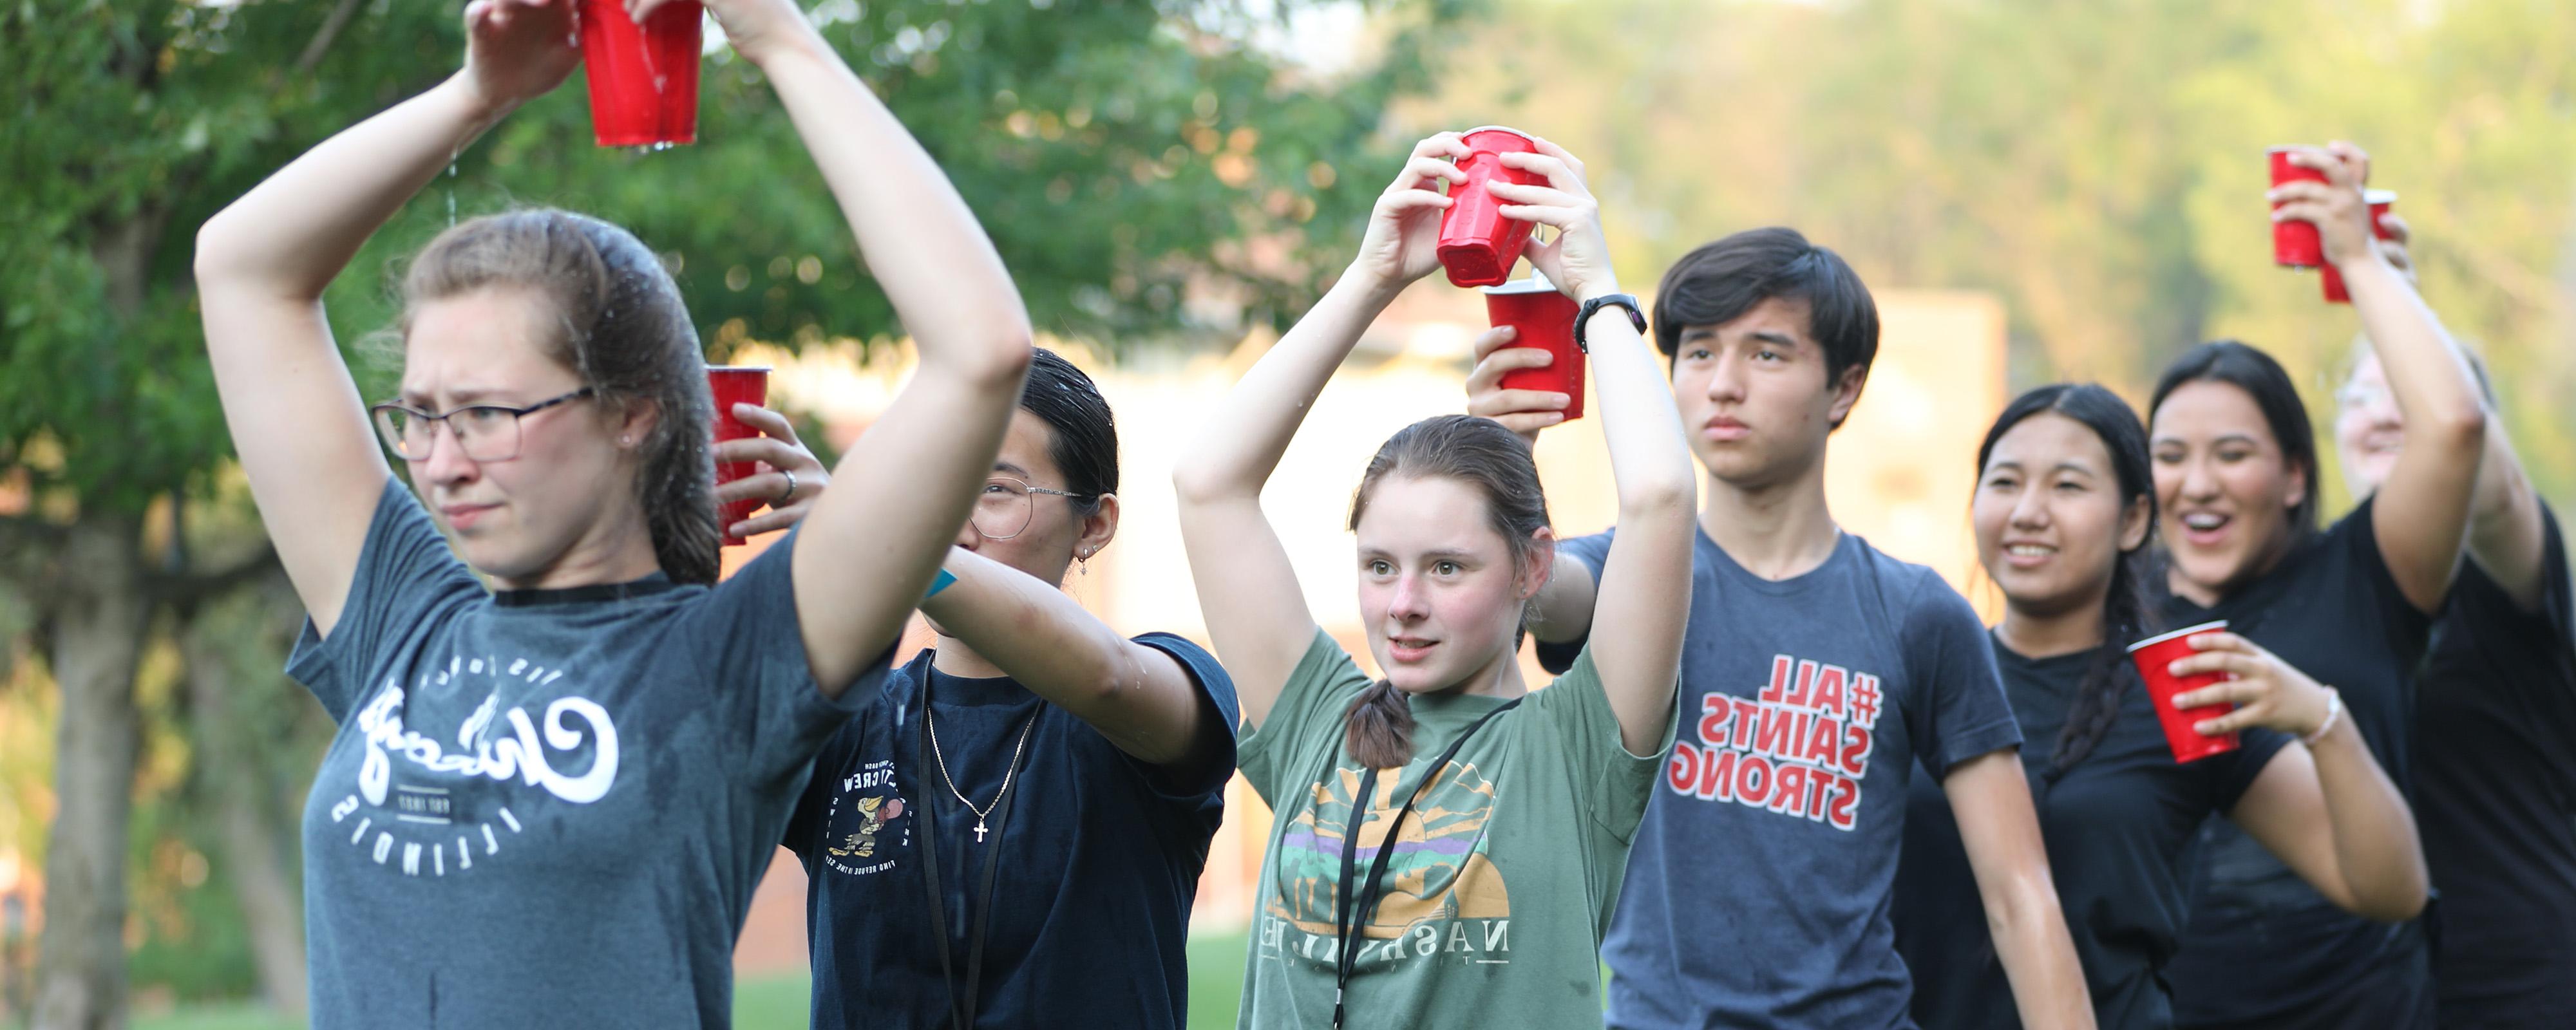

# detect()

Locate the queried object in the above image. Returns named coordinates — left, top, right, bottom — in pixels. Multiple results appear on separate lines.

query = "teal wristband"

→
left=925, top=568, right=958, bottom=599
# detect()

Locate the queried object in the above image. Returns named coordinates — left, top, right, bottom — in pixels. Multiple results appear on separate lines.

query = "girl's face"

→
left=1974, top=412, right=2150, bottom=623
left=954, top=411, right=1115, bottom=588
left=1352, top=475, right=1550, bottom=696
left=2150, top=380, right=2306, bottom=603
left=401, top=287, right=653, bottom=586
left=2334, top=351, right=2403, bottom=499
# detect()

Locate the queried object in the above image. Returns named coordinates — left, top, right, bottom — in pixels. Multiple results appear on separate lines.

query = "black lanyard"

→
left=1331, top=697, right=1520, bottom=1030
left=914, top=683, right=1030, bottom=1030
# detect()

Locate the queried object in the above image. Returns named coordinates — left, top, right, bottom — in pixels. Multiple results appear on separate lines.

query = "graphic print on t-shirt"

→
left=320, top=651, right=618, bottom=878
left=1664, top=654, right=1883, bottom=830
left=819, top=758, right=912, bottom=877
left=1260, top=759, right=1513, bottom=970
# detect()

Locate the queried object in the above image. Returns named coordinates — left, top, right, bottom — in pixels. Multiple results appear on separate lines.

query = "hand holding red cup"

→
left=2268, top=143, right=2378, bottom=270
left=1480, top=272, right=1585, bottom=424
left=2127, top=621, right=2242, bottom=762
left=2322, top=189, right=2400, bottom=303
left=2132, top=624, right=2344, bottom=762
left=706, top=367, right=830, bottom=545
left=1436, top=127, right=1544, bottom=287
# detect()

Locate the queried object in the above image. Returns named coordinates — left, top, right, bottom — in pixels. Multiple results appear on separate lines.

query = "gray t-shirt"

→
left=1537, top=527, right=2020, bottom=1030
left=285, top=480, right=878, bottom=1027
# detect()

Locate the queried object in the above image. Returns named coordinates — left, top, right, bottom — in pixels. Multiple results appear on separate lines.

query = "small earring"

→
left=619, top=435, right=632, bottom=446
left=1078, top=553, right=1091, bottom=576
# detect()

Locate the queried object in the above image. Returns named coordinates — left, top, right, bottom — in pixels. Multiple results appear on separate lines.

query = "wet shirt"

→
left=287, top=479, right=876, bottom=1028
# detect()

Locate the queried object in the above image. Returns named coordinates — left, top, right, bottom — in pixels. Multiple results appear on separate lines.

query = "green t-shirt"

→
left=1235, top=629, right=1671, bottom=1029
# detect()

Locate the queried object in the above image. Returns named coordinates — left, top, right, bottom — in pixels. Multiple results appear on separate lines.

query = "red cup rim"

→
left=707, top=365, right=773, bottom=374
left=2265, top=144, right=2309, bottom=154
left=2126, top=619, right=2231, bottom=653
left=1480, top=272, right=1561, bottom=295
left=2363, top=189, right=2398, bottom=204
left=1459, top=125, right=1536, bottom=145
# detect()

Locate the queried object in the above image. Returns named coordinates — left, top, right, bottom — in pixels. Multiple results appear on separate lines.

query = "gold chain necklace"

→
left=923, top=704, right=1037, bottom=844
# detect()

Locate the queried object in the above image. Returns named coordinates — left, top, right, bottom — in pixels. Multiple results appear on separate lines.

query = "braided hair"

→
left=1976, top=384, right=2159, bottom=777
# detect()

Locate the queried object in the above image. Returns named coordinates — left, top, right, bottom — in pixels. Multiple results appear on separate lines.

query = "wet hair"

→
left=2149, top=340, right=2320, bottom=540
left=1019, top=347, right=1115, bottom=521
left=1652, top=227, right=1880, bottom=427
left=400, top=209, right=717, bottom=585
left=1340, top=415, right=1552, bottom=769
left=1978, top=384, right=2159, bottom=778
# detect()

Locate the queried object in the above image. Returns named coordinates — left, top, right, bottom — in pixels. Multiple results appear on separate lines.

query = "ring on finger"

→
left=779, top=467, right=798, bottom=503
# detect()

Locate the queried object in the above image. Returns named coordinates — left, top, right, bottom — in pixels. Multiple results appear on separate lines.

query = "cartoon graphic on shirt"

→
left=829, top=796, right=905, bottom=859
left=1260, top=758, right=1514, bottom=969
left=821, top=758, right=911, bottom=877
left=321, top=653, right=620, bottom=877
left=1665, top=653, right=1885, bottom=831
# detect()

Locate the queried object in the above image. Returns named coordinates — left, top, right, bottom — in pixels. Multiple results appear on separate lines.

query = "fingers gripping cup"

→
left=1437, top=127, right=1542, bottom=288
left=706, top=366, right=770, bottom=546
left=1482, top=272, right=1585, bottom=421
left=2320, top=189, right=2397, bottom=303
left=579, top=0, right=703, bottom=148
left=2268, top=146, right=2331, bottom=268
left=2126, top=620, right=2240, bottom=763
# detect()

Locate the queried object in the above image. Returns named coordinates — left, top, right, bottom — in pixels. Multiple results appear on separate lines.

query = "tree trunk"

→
left=178, top=623, right=307, bottom=1017
left=30, top=516, right=148, bottom=1030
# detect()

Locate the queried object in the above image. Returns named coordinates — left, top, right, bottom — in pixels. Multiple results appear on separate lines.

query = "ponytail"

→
left=1343, top=680, right=1419, bottom=769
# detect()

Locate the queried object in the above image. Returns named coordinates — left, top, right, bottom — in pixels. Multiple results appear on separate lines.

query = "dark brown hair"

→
left=1340, top=415, right=1552, bottom=769
left=401, top=209, right=719, bottom=585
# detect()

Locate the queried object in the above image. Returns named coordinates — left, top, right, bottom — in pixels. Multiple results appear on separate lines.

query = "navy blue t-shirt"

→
left=782, top=633, right=1238, bottom=1030
left=1896, top=639, right=2288, bottom=1030
left=2416, top=503, right=2576, bottom=1030
left=2161, top=497, right=2437, bottom=1030
left=1539, top=527, right=2022, bottom=1030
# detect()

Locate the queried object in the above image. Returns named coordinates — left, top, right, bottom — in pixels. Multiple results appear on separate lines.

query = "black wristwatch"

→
left=1575, top=293, right=1647, bottom=353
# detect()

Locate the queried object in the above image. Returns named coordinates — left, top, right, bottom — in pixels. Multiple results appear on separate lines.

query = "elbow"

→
left=961, top=326, right=1035, bottom=393
left=2356, top=882, right=2429, bottom=922
left=1616, top=475, right=1698, bottom=522
left=1171, top=456, right=1248, bottom=509
left=192, top=211, right=245, bottom=290
left=2426, top=400, right=2488, bottom=453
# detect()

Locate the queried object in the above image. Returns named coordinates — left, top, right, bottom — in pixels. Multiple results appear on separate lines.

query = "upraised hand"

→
left=2166, top=631, right=2339, bottom=740
left=1486, top=135, right=1620, bottom=300
left=1345, top=133, right=1472, bottom=293
left=1463, top=325, right=1571, bottom=444
left=2268, top=142, right=2382, bottom=272
left=461, top=0, right=580, bottom=115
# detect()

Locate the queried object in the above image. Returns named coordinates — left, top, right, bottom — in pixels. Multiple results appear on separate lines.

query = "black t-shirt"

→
left=1896, top=640, right=2287, bottom=1030
left=782, top=635, right=1240, bottom=1030
left=2161, top=497, right=2438, bottom=1030
left=2416, top=503, right=2576, bottom=1029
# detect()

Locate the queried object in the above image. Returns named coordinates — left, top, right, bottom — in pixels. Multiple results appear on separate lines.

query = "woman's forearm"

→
left=1990, top=874, right=2096, bottom=1030
left=2309, top=716, right=2430, bottom=920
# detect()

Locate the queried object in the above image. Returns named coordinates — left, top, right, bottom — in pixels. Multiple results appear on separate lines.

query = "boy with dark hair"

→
left=1469, top=227, right=2092, bottom=1029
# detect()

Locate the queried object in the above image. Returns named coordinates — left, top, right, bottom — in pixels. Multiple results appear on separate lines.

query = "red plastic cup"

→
left=578, top=0, right=702, bottom=148
left=1437, top=127, right=1542, bottom=288
left=707, top=366, right=770, bottom=545
left=2126, top=620, right=2240, bottom=763
left=2269, top=146, right=2330, bottom=268
left=1482, top=272, right=1584, bottom=422
left=2321, top=190, right=2398, bottom=303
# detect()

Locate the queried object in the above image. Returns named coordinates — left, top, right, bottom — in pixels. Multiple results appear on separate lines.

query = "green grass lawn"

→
left=91, top=930, right=1255, bottom=1030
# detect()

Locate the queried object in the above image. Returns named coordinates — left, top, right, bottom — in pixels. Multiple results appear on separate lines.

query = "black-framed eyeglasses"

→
left=368, top=388, right=597, bottom=463
left=971, top=476, right=1088, bottom=540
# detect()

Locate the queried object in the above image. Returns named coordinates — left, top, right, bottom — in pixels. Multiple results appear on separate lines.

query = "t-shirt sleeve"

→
left=283, top=477, right=484, bottom=723
left=2211, top=726, right=2293, bottom=815
left=1533, top=529, right=1618, bottom=675
left=683, top=529, right=886, bottom=791
left=1529, top=645, right=1676, bottom=844
left=1235, top=628, right=1374, bottom=807
left=1904, top=577, right=2025, bottom=779
left=2514, top=503, right=2573, bottom=654
left=2336, top=496, right=2438, bottom=650
left=1121, top=632, right=1244, bottom=801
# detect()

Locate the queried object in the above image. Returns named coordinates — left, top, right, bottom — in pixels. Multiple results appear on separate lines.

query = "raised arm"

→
left=1486, top=140, right=1694, bottom=754
left=2175, top=631, right=2429, bottom=920
left=193, top=0, right=580, bottom=635
left=2278, top=144, right=2485, bottom=613
left=1172, top=133, right=1470, bottom=730
left=647, top=0, right=1034, bottom=696
left=2372, top=216, right=2552, bottom=610
left=920, top=547, right=1216, bottom=765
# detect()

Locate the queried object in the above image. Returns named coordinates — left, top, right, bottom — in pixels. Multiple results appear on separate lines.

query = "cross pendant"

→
left=973, top=819, right=989, bottom=843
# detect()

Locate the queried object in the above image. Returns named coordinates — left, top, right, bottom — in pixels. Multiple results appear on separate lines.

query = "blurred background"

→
left=3, top=0, right=2571, bottom=1027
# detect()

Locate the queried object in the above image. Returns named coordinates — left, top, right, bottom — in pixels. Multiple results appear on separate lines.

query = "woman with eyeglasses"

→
left=751, top=347, right=1238, bottom=1029
left=191, top=0, right=1029, bottom=1022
